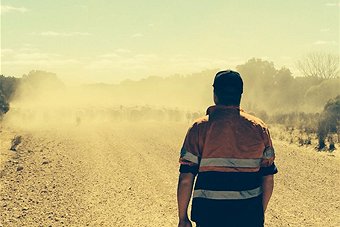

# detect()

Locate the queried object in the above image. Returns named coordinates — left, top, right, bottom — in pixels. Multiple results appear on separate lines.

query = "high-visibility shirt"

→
left=179, top=105, right=278, bottom=226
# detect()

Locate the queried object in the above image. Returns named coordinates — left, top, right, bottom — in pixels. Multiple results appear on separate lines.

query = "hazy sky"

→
left=1, top=0, right=339, bottom=84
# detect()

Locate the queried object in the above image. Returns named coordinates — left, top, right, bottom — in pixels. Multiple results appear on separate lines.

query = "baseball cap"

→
left=213, top=70, right=243, bottom=95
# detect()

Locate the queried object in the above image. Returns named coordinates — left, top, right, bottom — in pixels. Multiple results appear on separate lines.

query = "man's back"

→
left=180, top=106, right=275, bottom=226
left=177, top=71, right=277, bottom=227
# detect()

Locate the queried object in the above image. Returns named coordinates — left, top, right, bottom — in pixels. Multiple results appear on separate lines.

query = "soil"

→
left=1, top=122, right=339, bottom=226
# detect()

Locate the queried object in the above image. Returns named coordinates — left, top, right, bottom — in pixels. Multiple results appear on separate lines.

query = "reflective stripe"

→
left=193, top=187, right=262, bottom=200
left=263, top=147, right=275, bottom=158
left=180, top=148, right=199, bottom=164
left=200, top=158, right=261, bottom=168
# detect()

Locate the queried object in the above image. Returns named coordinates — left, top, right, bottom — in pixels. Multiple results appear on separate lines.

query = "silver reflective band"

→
left=193, top=187, right=262, bottom=200
left=180, top=148, right=199, bottom=164
left=200, top=158, right=261, bottom=168
left=263, top=147, right=275, bottom=158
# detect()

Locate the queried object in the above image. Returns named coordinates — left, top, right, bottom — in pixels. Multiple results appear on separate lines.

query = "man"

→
left=177, top=70, right=278, bottom=227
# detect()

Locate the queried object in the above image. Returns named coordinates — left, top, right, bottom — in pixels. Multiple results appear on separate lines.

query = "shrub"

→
left=317, top=95, right=340, bottom=150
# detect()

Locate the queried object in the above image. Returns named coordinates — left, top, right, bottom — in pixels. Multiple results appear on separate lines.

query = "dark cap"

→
left=213, top=70, right=243, bottom=95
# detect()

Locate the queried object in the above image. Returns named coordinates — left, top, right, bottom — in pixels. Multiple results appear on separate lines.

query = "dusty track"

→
left=1, top=123, right=339, bottom=226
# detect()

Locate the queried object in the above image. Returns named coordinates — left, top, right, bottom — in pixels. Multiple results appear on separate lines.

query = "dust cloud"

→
left=0, top=73, right=196, bottom=226
left=3, top=65, right=340, bottom=132
left=1, top=71, right=340, bottom=226
left=2, top=74, right=198, bottom=132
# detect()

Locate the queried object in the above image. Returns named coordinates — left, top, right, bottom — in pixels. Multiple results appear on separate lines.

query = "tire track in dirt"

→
left=70, top=123, right=185, bottom=226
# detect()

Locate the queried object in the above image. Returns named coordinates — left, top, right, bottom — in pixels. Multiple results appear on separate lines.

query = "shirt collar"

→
left=206, top=105, right=241, bottom=115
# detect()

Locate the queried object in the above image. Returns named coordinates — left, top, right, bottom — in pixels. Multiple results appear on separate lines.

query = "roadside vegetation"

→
left=1, top=53, right=338, bottom=151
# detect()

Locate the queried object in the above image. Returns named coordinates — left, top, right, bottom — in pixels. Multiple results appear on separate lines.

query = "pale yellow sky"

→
left=1, top=0, right=339, bottom=84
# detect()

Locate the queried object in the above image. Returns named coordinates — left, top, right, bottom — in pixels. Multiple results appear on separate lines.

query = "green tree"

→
left=236, top=58, right=294, bottom=112
left=0, top=75, right=19, bottom=115
left=0, top=90, right=10, bottom=115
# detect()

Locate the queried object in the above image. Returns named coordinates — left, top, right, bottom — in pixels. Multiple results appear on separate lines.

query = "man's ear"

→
left=213, top=92, right=219, bottom=105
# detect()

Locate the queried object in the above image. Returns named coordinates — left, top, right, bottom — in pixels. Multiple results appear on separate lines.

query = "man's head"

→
left=213, top=70, right=243, bottom=106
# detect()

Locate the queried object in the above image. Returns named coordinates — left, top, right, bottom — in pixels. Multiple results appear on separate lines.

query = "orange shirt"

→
left=180, top=105, right=275, bottom=173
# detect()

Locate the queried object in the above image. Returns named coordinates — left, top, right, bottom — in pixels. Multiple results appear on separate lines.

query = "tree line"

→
left=0, top=75, right=19, bottom=116
left=0, top=53, right=339, bottom=150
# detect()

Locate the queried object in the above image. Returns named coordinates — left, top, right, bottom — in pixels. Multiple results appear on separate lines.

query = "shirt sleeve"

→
left=179, top=123, right=201, bottom=174
left=259, top=162, right=278, bottom=176
left=260, top=127, right=276, bottom=167
left=179, top=164, right=199, bottom=175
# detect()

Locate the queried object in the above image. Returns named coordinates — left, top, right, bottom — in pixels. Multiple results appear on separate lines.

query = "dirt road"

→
left=1, top=123, right=339, bottom=226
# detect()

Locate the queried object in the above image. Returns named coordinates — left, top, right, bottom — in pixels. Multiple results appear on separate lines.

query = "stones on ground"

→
left=17, top=165, right=24, bottom=171
left=10, top=135, right=22, bottom=151
left=42, top=160, right=50, bottom=165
